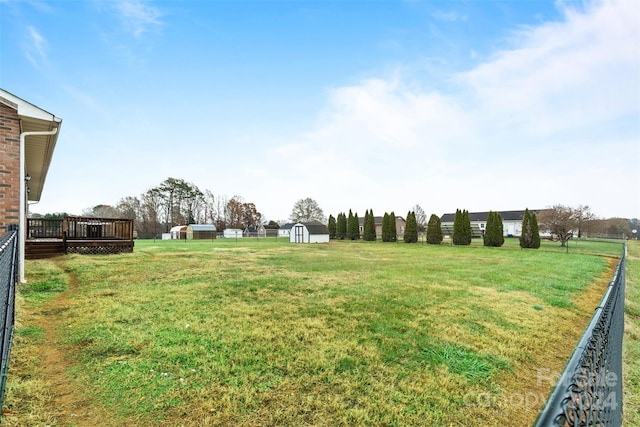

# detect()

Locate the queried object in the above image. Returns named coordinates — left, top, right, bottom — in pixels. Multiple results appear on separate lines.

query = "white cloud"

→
left=258, top=0, right=639, bottom=219
left=114, top=0, right=162, bottom=37
left=23, top=25, right=48, bottom=68
left=456, top=0, right=639, bottom=139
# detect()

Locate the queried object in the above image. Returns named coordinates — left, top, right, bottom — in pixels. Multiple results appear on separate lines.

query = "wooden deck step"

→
left=25, top=241, right=65, bottom=259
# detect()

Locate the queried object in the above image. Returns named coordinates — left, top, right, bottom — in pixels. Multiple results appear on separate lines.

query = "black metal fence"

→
left=0, top=225, right=19, bottom=412
left=533, top=244, right=625, bottom=426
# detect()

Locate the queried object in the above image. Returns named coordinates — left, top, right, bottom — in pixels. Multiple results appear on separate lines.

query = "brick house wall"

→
left=0, top=102, right=21, bottom=234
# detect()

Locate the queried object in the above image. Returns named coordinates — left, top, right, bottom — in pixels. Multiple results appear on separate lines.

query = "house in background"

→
left=440, top=210, right=541, bottom=238
left=244, top=225, right=261, bottom=237
left=357, top=215, right=407, bottom=239
left=278, top=223, right=294, bottom=237
left=290, top=220, right=330, bottom=243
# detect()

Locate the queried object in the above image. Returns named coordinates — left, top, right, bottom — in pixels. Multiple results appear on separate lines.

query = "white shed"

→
left=223, top=228, right=244, bottom=239
left=290, top=221, right=330, bottom=244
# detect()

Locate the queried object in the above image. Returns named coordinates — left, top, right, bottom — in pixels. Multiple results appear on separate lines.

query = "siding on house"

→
left=357, top=216, right=406, bottom=238
left=440, top=210, right=541, bottom=237
left=278, top=223, right=294, bottom=237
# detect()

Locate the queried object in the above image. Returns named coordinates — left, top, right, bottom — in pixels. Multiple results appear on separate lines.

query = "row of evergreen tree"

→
left=327, top=208, right=541, bottom=249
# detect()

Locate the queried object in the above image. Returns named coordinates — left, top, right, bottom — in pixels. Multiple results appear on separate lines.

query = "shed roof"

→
left=1, top=88, right=62, bottom=202
left=358, top=216, right=406, bottom=226
left=188, top=224, right=216, bottom=231
left=170, top=225, right=187, bottom=232
left=302, top=220, right=329, bottom=235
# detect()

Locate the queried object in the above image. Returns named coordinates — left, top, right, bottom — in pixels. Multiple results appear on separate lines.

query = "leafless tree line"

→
left=82, top=177, right=262, bottom=238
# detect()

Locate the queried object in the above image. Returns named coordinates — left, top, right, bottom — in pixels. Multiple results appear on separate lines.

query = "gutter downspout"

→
left=19, top=128, right=58, bottom=283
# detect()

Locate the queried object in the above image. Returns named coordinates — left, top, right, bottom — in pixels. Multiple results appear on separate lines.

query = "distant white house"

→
left=278, top=223, right=294, bottom=237
left=223, top=228, right=244, bottom=239
left=440, top=210, right=543, bottom=238
left=290, top=221, right=330, bottom=244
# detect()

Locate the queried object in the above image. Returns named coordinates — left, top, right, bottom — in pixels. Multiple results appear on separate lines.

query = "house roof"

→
left=358, top=216, right=406, bottom=226
left=280, top=223, right=295, bottom=230
left=440, top=210, right=541, bottom=223
left=301, top=220, right=329, bottom=235
left=188, top=224, right=216, bottom=231
left=0, top=89, right=62, bottom=202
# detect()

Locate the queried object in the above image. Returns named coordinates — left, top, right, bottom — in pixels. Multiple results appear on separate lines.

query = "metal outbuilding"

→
left=170, top=225, right=187, bottom=240
left=186, top=224, right=216, bottom=240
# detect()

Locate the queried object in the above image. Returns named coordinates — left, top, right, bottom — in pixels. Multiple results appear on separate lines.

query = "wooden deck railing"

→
left=26, top=217, right=134, bottom=258
left=28, top=217, right=134, bottom=240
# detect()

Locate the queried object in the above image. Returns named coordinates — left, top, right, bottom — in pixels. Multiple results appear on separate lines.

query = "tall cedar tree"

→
left=426, top=214, right=443, bottom=244
left=389, top=212, right=397, bottom=242
left=484, top=211, right=504, bottom=247
left=520, top=209, right=541, bottom=249
left=496, top=212, right=505, bottom=246
left=361, top=210, right=368, bottom=240
left=453, top=209, right=463, bottom=245
left=520, top=209, right=530, bottom=248
left=530, top=212, right=541, bottom=248
left=483, top=211, right=494, bottom=246
left=336, top=212, right=347, bottom=240
left=454, top=209, right=472, bottom=245
left=328, top=214, right=336, bottom=240
left=364, top=209, right=376, bottom=241
left=404, top=211, right=418, bottom=243
left=463, top=210, right=472, bottom=244
left=382, top=212, right=391, bottom=242
left=347, top=210, right=360, bottom=240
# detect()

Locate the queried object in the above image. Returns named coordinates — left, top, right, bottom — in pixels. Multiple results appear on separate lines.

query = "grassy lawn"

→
left=3, top=237, right=626, bottom=426
left=623, top=240, right=640, bottom=426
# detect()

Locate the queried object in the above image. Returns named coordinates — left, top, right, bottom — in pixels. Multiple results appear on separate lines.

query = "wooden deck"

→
left=26, top=217, right=134, bottom=259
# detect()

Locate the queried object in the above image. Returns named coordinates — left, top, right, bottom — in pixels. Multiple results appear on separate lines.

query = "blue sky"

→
left=1, top=0, right=638, bottom=222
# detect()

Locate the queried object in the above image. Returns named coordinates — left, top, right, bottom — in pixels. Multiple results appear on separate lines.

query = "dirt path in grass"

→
left=25, top=265, right=110, bottom=426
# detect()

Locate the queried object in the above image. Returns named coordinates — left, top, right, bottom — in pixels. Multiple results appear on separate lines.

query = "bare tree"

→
left=141, top=188, right=163, bottom=237
left=573, top=205, right=596, bottom=238
left=202, top=190, right=218, bottom=225
left=225, top=196, right=245, bottom=228
left=181, top=182, right=204, bottom=224
left=537, top=205, right=577, bottom=247
left=116, top=196, right=141, bottom=221
left=82, top=204, right=121, bottom=218
left=241, top=202, right=262, bottom=228
left=413, top=204, right=427, bottom=232
left=290, top=198, right=325, bottom=223
left=224, top=196, right=262, bottom=229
